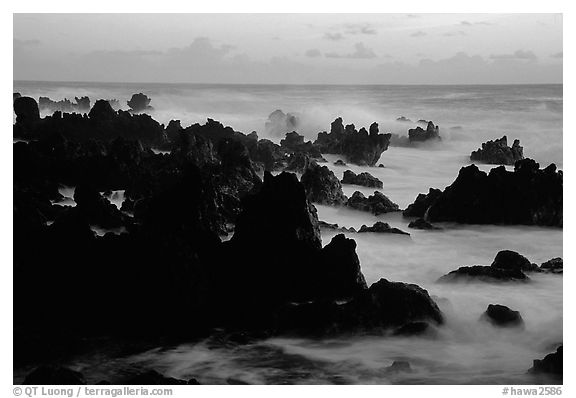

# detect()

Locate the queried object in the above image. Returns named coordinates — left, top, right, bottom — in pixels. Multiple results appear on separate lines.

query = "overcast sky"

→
left=13, top=13, right=562, bottom=84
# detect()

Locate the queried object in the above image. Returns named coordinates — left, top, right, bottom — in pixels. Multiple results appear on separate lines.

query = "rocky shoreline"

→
left=13, top=93, right=563, bottom=384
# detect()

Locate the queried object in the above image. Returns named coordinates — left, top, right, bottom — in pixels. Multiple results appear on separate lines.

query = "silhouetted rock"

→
left=23, top=366, right=86, bottom=385
left=248, top=139, right=287, bottom=171
left=346, top=191, right=399, bottom=215
left=396, top=116, right=412, bottom=123
left=88, top=99, right=116, bottom=121
left=14, top=96, right=40, bottom=125
left=13, top=92, right=22, bottom=100
left=408, top=218, right=441, bottom=230
left=127, top=93, right=153, bottom=113
left=530, top=346, right=562, bottom=377
left=358, top=222, right=410, bottom=235
left=319, top=233, right=368, bottom=297
left=438, top=265, right=529, bottom=283
left=341, top=170, right=383, bottom=188
left=491, top=250, right=539, bottom=273
left=277, top=278, right=443, bottom=336
left=470, top=136, right=524, bottom=165
left=408, top=121, right=441, bottom=142
left=393, top=321, right=434, bottom=336
left=334, top=159, right=347, bottom=166
left=480, top=304, right=524, bottom=328
left=286, top=153, right=318, bottom=174
left=403, top=160, right=562, bottom=227
left=314, top=118, right=391, bottom=166
left=280, top=131, right=322, bottom=158
left=318, top=221, right=356, bottom=233
left=265, top=109, right=299, bottom=137
left=540, top=258, right=563, bottom=274
left=301, top=164, right=347, bottom=205
left=74, top=183, right=126, bottom=228
left=403, top=188, right=442, bottom=218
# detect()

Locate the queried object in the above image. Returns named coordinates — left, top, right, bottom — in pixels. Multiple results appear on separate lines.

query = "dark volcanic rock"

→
left=301, top=163, right=347, bottom=205
left=314, top=118, right=391, bottom=166
left=286, top=153, right=318, bottom=174
left=438, top=265, right=529, bottom=283
left=341, top=170, right=383, bottom=188
left=403, top=160, right=562, bottom=227
left=277, top=278, right=443, bottom=336
left=38, top=96, right=91, bottom=114
left=408, top=121, right=441, bottom=143
left=403, top=188, right=442, bottom=218
left=23, top=366, right=86, bottom=385
left=265, top=109, right=299, bottom=137
left=216, top=172, right=368, bottom=329
left=74, top=184, right=126, bottom=228
left=280, top=131, right=323, bottom=159
left=318, top=221, right=356, bottom=233
left=470, top=136, right=524, bottom=165
left=491, top=250, right=539, bottom=273
left=529, top=346, right=562, bottom=377
left=480, top=304, right=524, bottom=328
left=439, top=250, right=540, bottom=283
left=346, top=191, right=399, bottom=215
left=408, top=218, right=441, bottom=230
left=540, top=257, right=563, bottom=274
left=127, top=93, right=153, bottom=113
left=14, top=96, right=40, bottom=125
left=319, top=234, right=368, bottom=298
left=358, top=222, right=410, bottom=235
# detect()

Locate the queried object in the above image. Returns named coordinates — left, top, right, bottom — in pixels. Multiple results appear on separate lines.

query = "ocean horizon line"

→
left=13, top=79, right=563, bottom=88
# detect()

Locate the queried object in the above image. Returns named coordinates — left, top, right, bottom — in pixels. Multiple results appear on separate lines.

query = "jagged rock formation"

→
left=470, top=136, right=524, bottom=165
left=529, top=346, right=563, bottom=378
left=358, top=222, right=410, bottom=235
left=341, top=170, right=383, bottom=188
left=301, top=163, right=347, bottom=205
left=408, top=218, right=441, bottom=230
left=408, top=121, right=441, bottom=143
left=540, top=258, right=563, bottom=274
left=127, top=93, right=153, bottom=113
left=403, top=160, right=562, bottom=227
left=314, top=118, right=391, bottom=166
left=346, top=191, right=400, bottom=215
left=14, top=96, right=445, bottom=365
left=38, top=96, right=91, bottom=114
left=280, top=131, right=323, bottom=159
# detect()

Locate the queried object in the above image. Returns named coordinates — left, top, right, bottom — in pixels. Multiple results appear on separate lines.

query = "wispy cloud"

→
left=343, top=23, right=377, bottom=35
left=410, top=31, right=427, bottom=38
left=325, top=42, right=377, bottom=59
left=305, top=48, right=322, bottom=58
left=460, top=20, right=493, bottom=26
left=323, top=32, right=344, bottom=41
left=490, top=50, right=538, bottom=61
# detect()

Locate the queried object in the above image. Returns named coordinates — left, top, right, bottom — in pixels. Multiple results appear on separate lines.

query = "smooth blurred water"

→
left=13, top=81, right=563, bottom=384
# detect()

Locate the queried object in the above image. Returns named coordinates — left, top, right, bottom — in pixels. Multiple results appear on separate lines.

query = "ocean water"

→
left=13, top=81, right=563, bottom=384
